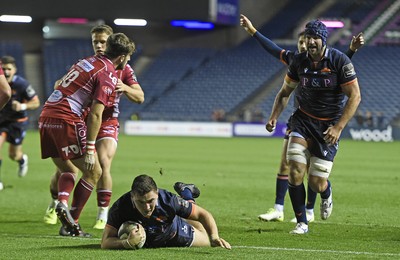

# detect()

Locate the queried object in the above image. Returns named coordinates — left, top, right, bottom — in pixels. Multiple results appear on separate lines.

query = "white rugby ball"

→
left=118, top=221, right=146, bottom=249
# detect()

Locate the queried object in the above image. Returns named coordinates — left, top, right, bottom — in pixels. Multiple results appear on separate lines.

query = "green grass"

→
left=1, top=131, right=400, bottom=259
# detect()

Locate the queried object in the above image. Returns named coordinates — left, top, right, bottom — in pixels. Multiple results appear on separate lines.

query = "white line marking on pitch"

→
left=3, top=233, right=400, bottom=256
left=234, top=246, right=400, bottom=257
left=239, top=217, right=400, bottom=228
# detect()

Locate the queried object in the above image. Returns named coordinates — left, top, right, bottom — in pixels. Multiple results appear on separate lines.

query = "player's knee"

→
left=308, top=157, right=333, bottom=180
left=287, top=143, right=309, bottom=164
left=98, top=159, right=112, bottom=172
left=93, top=168, right=102, bottom=182
left=308, top=176, right=326, bottom=193
left=83, top=168, right=102, bottom=184
left=279, top=160, right=290, bottom=174
left=289, top=167, right=305, bottom=184
left=9, top=153, right=18, bottom=161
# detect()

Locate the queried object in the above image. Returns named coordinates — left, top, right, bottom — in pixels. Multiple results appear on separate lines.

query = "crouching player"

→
left=101, top=174, right=231, bottom=249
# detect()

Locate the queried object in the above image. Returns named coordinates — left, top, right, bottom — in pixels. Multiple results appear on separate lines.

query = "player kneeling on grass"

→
left=101, top=174, right=231, bottom=250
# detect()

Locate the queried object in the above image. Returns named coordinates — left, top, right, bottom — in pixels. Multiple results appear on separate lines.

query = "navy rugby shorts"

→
left=289, top=110, right=339, bottom=161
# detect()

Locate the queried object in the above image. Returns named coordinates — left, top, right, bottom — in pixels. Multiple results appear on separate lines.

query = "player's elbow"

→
left=100, top=242, right=108, bottom=249
left=5, top=88, right=11, bottom=100
left=353, top=92, right=361, bottom=106
left=0, top=87, right=11, bottom=109
left=30, top=97, right=41, bottom=109
left=2, top=86, right=11, bottom=100
left=135, top=88, right=145, bottom=104
left=136, top=96, right=145, bottom=104
left=100, top=237, right=111, bottom=249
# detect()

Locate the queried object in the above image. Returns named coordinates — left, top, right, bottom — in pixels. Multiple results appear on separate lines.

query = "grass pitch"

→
left=0, top=131, right=399, bottom=259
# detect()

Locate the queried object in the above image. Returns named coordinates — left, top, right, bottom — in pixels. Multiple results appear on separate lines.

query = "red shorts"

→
left=39, top=117, right=87, bottom=160
left=97, top=118, right=119, bottom=142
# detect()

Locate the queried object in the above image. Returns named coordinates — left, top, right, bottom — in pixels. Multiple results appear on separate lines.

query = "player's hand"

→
left=323, top=125, right=341, bottom=145
left=11, top=100, right=22, bottom=111
left=240, top=14, right=256, bottom=36
left=127, top=224, right=146, bottom=248
left=350, top=32, right=364, bottom=52
left=210, top=236, right=231, bottom=250
left=265, top=118, right=277, bottom=132
left=84, top=151, right=96, bottom=171
left=115, top=79, right=127, bottom=93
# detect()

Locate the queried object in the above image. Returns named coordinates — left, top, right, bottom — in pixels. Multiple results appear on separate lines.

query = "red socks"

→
left=57, top=172, right=76, bottom=203
left=70, top=178, right=94, bottom=221
left=97, top=189, right=112, bottom=207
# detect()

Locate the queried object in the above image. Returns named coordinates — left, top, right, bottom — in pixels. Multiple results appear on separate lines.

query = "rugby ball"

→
left=118, top=221, right=146, bottom=249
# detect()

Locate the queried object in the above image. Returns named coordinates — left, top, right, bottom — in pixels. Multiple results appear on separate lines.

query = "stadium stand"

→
left=129, top=0, right=399, bottom=124
left=118, top=47, right=217, bottom=120
left=134, top=42, right=286, bottom=121
left=337, top=0, right=396, bottom=45
left=10, top=0, right=400, bottom=126
left=42, top=39, right=92, bottom=97
left=370, top=6, right=400, bottom=45
left=0, top=41, right=25, bottom=77
left=257, top=0, right=320, bottom=39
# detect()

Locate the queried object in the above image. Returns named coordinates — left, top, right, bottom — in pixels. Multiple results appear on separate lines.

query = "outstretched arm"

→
left=346, top=32, right=364, bottom=59
left=240, top=14, right=257, bottom=36
left=240, top=14, right=284, bottom=61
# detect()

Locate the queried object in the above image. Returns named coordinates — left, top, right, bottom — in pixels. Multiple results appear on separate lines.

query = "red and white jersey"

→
left=102, top=63, right=139, bottom=120
left=41, top=55, right=118, bottom=121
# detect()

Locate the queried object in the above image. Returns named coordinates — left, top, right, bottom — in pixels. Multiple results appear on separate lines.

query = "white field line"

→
left=233, top=246, right=400, bottom=257
left=2, top=233, right=400, bottom=257
left=239, top=217, right=400, bottom=228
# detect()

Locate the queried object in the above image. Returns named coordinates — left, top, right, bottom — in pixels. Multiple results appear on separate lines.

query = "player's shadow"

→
left=247, top=228, right=286, bottom=234
left=51, top=244, right=101, bottom=249
left=0, top=220, right=40, bottom=224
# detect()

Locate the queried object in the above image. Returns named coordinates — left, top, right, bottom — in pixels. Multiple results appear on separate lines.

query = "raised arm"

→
left=240, top=14, right=285, bottom=61
left=345, top=32, right=364, bottom=59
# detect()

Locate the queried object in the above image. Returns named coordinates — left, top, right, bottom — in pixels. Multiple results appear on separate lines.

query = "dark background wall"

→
left=1, top=0, right=210, bottom=22
left=0, top=0, right=285, bottom=55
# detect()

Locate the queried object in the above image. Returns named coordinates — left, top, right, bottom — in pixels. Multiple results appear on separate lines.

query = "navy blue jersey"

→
left=0, top=75, right=37, bottom=122
left=107, top=189, right=193, bottom=248
left=253, top=31, right=298, bottom=66
left=287, top=48, right=357, bottom=120
left=280, top=49, right=296, bottom=66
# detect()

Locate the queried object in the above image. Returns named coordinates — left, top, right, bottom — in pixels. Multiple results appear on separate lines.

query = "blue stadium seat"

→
left=0, top=41, right=25, bottom=77
left=119, top=47, right=217, bottom=120
left=133, top=44, right=285, bottom=121
left=43, top=39, right=92, bottom=97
